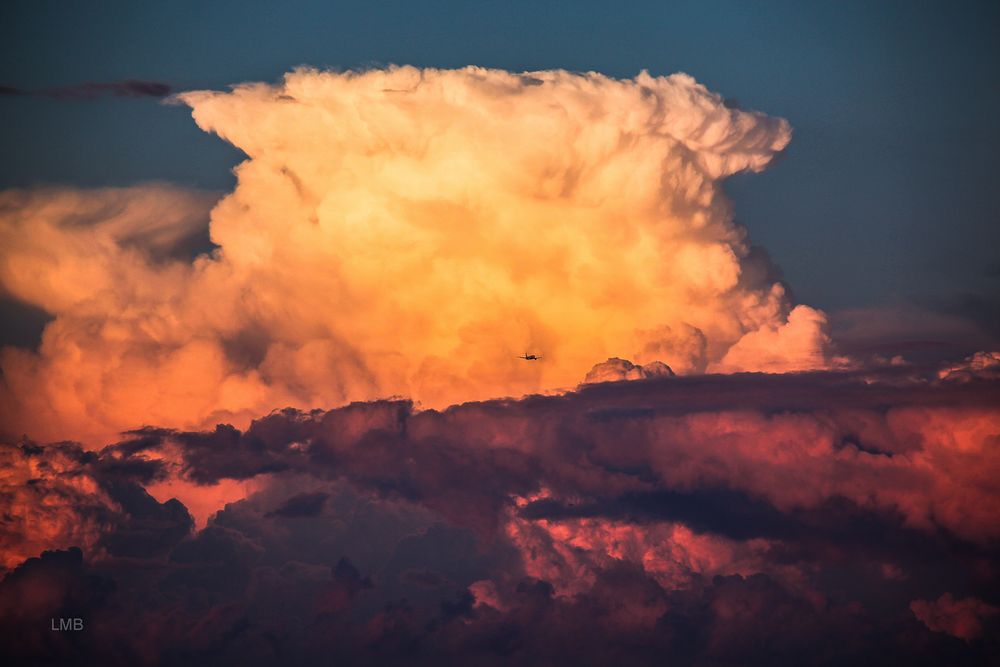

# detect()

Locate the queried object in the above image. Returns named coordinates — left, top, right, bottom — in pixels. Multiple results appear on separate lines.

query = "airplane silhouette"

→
left=518, top=353, right=541, bottom=361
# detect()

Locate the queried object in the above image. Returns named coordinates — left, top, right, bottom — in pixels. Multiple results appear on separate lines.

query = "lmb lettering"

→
left=51, top=618, right=83, bottom=631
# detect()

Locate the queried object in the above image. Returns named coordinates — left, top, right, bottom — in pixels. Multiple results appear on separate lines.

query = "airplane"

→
left=518, top=352, right=542, bottom=361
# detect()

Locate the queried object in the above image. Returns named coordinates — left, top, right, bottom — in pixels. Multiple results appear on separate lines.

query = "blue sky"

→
left=2, top=0, right=998, bottom=350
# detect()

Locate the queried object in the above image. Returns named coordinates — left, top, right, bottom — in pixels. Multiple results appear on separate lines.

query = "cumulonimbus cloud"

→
left=2, top=65, right=997, bottom=666
left=1, top=66, right=842, bottom=444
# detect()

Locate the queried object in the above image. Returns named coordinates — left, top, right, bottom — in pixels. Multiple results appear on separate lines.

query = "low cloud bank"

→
left=2, top=364, right=998, bottom=664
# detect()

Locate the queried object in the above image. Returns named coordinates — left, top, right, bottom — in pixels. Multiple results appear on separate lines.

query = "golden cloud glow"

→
left=1, top=67, right=842, bottom=444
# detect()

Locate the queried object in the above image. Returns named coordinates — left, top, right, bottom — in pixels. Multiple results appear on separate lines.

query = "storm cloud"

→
left=1, top=66, right=844, bottom=445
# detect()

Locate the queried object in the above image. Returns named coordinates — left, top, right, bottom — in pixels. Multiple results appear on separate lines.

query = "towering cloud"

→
left=2, top=66, right=838, bottom=444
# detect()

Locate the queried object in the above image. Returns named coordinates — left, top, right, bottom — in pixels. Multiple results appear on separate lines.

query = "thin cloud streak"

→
left=0, top=79, right=173, bottom=100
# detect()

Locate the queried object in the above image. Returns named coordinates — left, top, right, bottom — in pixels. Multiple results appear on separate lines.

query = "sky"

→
left=1, top=2, right=999, bottom=665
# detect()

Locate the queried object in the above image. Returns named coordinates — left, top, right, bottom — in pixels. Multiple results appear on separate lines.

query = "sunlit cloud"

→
left=1, top=67, right=843, bottom=444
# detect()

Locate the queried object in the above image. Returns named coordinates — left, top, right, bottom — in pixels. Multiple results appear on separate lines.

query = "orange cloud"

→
left=2, top=67, right=842, bottom=445
left=0, top=443, right=114, bottom=572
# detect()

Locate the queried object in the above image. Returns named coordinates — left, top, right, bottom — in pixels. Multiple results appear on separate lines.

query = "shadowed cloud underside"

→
left=1, top=364, right=998, bottom=664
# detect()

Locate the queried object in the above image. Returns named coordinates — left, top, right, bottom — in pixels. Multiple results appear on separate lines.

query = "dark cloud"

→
left=0, top=80, right=173, bottom=100
left=0, top=296, right=52, bottom=349
left=942, top=291, right=1000, bottom=340
left=830, top=303, right=999, bottom=364
left=2, top=363, right=999, bottom=664
left=97, top=480, right=192, bottom=559
left=266, top=491, right=328, bottom=518
left=398, top=568, right=451, bottom=589
left=519, top=488, right=818, bottom=541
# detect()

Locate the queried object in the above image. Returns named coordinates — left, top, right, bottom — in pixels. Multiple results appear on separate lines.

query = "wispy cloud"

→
left=0, top=79, right=172, bottom=99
